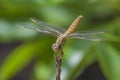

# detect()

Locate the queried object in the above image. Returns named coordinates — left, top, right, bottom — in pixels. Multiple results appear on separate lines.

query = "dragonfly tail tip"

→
left=79, top=15, right=83, bottom=18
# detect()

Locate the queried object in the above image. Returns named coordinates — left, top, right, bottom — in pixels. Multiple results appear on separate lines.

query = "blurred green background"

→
left=0, top=0, right=120, bottom=80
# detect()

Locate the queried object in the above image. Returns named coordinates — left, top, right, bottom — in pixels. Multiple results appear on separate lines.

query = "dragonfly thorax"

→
left=52, top=34, right=67, bottom=53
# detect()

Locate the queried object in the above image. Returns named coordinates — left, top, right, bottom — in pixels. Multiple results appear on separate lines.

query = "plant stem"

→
left=54, top=50, right=63, bottom=80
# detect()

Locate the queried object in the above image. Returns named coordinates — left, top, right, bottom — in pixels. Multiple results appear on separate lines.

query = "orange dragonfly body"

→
left=20, top=15, right=106, bottom=53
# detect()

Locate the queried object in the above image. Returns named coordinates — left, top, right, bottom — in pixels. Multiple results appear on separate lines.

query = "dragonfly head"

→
left=52, top=35, right=67, bottom=53
left=52, top=43, right=61, bottom=53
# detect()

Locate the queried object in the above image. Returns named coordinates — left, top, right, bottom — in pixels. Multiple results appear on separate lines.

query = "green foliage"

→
left=0, top=0, right=120, bottom=80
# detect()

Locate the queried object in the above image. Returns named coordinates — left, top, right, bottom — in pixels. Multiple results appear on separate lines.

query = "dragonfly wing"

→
left=68, top=34, right=105, bottom=41
left=70, top=31, right=108, bottom=36
left=18, top=24, right=58, bottom=36
left=30, top=18, right=65, bottom=35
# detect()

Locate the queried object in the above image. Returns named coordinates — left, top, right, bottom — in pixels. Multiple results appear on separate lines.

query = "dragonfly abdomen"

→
left=64, top=15, right=83, bottom=35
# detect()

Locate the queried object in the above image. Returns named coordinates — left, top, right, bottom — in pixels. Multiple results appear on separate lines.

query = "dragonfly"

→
left=20, top=15, right=106, bottom=80
left=20, top=15, right=106, bottom=53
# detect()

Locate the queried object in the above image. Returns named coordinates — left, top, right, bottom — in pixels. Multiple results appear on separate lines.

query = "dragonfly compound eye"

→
left=52, top=43, right=61, bottom=52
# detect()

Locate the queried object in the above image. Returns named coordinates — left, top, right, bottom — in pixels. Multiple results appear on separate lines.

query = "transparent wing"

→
left=30, top=18, right=65, bottom=35
left=18, top=24, right=58, bottom=36
left=69, top=35, right=105, bottom=41
left=68, top=31, right=106, bottom=41
left=70, top=31, right=108, bottom=36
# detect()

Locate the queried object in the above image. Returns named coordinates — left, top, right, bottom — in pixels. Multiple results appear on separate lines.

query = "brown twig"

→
left=54, top=50, right=63, bottom=80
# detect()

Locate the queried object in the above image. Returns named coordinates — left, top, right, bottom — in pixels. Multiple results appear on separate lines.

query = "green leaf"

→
left=65, top=46, right=96, bottom=80
left=97, top=44, right=120, bottom=80
left=0, top=38, right=53, bottom=80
